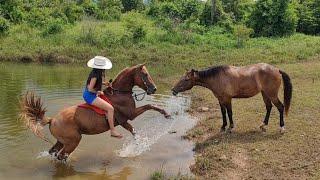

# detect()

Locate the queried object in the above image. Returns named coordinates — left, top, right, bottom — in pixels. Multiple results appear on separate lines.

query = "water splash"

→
left=117, top=94, right=190, bottom=157
left=36, top=151, right=51, bottom=159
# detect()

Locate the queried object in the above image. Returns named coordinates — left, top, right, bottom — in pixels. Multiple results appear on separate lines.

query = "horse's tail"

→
left=19, top=91, right=53, bottom=144
left=279, top=70, right=292, bottom=116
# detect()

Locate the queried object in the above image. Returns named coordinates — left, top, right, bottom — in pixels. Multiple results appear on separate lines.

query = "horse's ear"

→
left=191, top=69, right=199, bottom=78
left=139, top=63, right=146, bottom=69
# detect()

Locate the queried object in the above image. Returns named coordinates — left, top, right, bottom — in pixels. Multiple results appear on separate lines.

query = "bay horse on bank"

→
left=20, top=64, right=170, bottom=161
left=172, top=63, right=292, bottom=133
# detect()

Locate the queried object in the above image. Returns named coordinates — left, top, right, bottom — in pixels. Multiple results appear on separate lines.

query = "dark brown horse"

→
left=20, top=64, right=170, bottom=160
left=172, top=63, right=292, bottom=133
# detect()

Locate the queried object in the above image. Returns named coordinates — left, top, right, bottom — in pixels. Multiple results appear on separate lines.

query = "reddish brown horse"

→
left=20, top=64, right=170, bottom=160
left=172, top=63, right=292, bottom=133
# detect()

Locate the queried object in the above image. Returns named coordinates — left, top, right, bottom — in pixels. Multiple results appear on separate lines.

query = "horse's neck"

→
left=195, top=77, right=213, bottom=89
left=112, top=68, right=135, bottom=91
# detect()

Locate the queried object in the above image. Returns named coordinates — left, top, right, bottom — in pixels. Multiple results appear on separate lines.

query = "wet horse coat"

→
left=20, top=64, right=170, bottom=160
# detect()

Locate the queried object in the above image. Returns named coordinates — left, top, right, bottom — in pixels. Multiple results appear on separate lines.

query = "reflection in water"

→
left=52, top=163, right=132, bottom=180
left=0, top=62, right=196, bottom=179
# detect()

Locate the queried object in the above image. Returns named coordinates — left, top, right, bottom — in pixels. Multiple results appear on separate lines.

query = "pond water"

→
left=0, top=62, right=197, bottom=180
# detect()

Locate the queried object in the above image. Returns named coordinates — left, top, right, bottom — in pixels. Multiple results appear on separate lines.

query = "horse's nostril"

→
left=153, top=87, right=157, bottom=92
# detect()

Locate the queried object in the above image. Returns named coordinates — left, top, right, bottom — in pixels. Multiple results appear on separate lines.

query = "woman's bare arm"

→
left=87, top=78, right=97, bottom=93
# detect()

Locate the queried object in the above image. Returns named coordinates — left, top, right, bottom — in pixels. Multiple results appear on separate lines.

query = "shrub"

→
left=233, top=24, right=253, bottom=48
left=62, top=2, right=83, bottom=24
left=97, top=0, right=123, bottom=20
left=123, top=12, right=147, bottom=41
left=297, top=0, right=320, bottom=35
left=121, top=0, right=144, bottom=12
left=0, top=16, right=10, bottom=35
left=0, top=1, right=24, bottom=23
left=248, top=0, right=298, bottom=37
left=199, top=0, right=233, bottom=27
left=81, top=0, right=99, bottom=17
left=26, top=8, right=52, bottom=27
left=41, top=19, right=64, bottom=36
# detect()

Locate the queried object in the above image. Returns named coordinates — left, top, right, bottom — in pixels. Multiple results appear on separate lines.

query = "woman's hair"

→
left=92, top=68, right=105, bottom=78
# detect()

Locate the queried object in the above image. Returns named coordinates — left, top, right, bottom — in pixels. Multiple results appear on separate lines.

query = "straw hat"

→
left=87, top=56, right=112, bottom=69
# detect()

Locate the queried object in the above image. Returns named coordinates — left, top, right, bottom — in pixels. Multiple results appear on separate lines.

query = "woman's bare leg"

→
left=92, top=97, right=122, bottom=138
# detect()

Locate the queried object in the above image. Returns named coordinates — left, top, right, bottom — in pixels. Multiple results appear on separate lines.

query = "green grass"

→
left=0, top=14, right=320, bottom=76
left=184, top=60, right=320, bottom=179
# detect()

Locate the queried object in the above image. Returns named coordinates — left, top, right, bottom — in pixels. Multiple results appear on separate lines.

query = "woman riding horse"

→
left=20, top=64, right=170, bottom=161
left=172, top=63, right=292, bottom=133
left=83, top=56, right=122, bottom=138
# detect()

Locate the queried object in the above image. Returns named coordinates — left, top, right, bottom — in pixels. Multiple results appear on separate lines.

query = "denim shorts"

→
left=83, top=88, right=97, bottom=105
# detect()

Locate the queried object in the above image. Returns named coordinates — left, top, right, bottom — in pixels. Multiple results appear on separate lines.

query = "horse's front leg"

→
left=131, top=104, right=171, bottom=120
left=121, top=122, right=136, bottom=136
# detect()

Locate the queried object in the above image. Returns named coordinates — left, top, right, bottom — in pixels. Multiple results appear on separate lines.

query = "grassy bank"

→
left=1, top=13, right=320, bottom=74
left=182, top=59, right=320, bottom=179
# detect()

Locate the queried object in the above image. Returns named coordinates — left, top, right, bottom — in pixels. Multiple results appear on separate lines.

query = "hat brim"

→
left=87, top=58, right=112, bottom=69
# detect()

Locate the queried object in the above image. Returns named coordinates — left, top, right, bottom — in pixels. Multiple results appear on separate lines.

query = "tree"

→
left=121, top=0, right=144, bottom=12
left=297, top=0, right=320, bottom=35
left=249, top=0, right=298, bottom=37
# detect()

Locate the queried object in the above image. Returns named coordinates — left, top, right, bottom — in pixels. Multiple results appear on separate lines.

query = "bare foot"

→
left=111, top=130, right=123, bottom=139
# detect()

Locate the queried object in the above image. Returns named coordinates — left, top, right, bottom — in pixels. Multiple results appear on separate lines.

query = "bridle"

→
left=106, top=70, right=152, bottom=101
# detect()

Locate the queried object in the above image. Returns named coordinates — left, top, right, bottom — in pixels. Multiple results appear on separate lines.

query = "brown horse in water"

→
left=172, top=63, right=292, bottom=133
left=20, top=64, right=170, bottom=161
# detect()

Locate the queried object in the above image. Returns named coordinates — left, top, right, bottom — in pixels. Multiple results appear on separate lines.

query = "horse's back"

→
left=223, top=63, right=281, bottom=98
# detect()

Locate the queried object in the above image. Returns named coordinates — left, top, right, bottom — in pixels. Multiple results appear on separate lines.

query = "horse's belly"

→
left=234, top=83, right=260, bottom=98
left=74, top=107, right=110, bottom=135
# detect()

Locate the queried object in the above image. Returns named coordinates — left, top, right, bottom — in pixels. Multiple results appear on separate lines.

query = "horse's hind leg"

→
left=260, top=92, right=272, bottom=132
left=270, top=97, right=285, bottom=133
left=49, top=141, right=63, bottom=156
left=57, top=135, right=82, bottom=161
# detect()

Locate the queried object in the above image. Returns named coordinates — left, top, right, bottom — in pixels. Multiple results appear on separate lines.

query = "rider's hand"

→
left=103, top=82, right=110, bottom=86
left=97, top=91, right=104, bottom=96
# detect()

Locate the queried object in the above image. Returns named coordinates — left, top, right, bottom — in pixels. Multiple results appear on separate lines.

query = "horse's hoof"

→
left=165, top=114, right=171, bottom=119
left=259, top=124, right=267, bottom=132
left=220, top=128, right=226, bottom=133
left=226, top=128, right=233, bottom=133
left=280, top=127, right=285, bottom=134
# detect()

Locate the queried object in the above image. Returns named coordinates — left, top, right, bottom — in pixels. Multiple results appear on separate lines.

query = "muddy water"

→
left=0, top=62, right=196, bottom=179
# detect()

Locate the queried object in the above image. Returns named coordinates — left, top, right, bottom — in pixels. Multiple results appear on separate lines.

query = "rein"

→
left=107, top=86, right=147, bottom=101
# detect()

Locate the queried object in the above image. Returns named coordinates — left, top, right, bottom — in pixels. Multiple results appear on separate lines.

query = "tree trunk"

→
left=211, top=0, right=216, bottom=25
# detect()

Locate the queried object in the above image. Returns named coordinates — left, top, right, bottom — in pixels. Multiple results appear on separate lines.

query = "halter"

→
left=107, top=70, right=150, bottom=101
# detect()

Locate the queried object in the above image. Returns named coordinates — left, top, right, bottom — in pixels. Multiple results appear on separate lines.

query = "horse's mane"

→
left=197, top=65, right=228, bottom=79
left=112, top=66, right=136, bottom=84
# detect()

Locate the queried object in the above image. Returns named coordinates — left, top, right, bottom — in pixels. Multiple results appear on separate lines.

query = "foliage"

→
left=233, top=24, right=253, bottom=48
left=41, top=19, right=64, bottom=36
left=0, top=16, right=10, bottom=35
left=199, top=0, right=233, bottom=29
left=121, top=0, right=144, bottom=12
left=0, top=0, right=24, bottom=23
left=97, top=0, right=123, bottom=20
left=297, top=0, right=320, bottom=35
left=221, top=0, right=255, bottom=22
left=248, top=0, right=298, bottom=37
left=124, top=12, right=147, bottom=41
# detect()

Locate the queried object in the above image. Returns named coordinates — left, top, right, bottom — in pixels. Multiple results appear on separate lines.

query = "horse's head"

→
left=172, top=69, right=198, bottom=96
left=134, top=64, right=157, bottom=95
